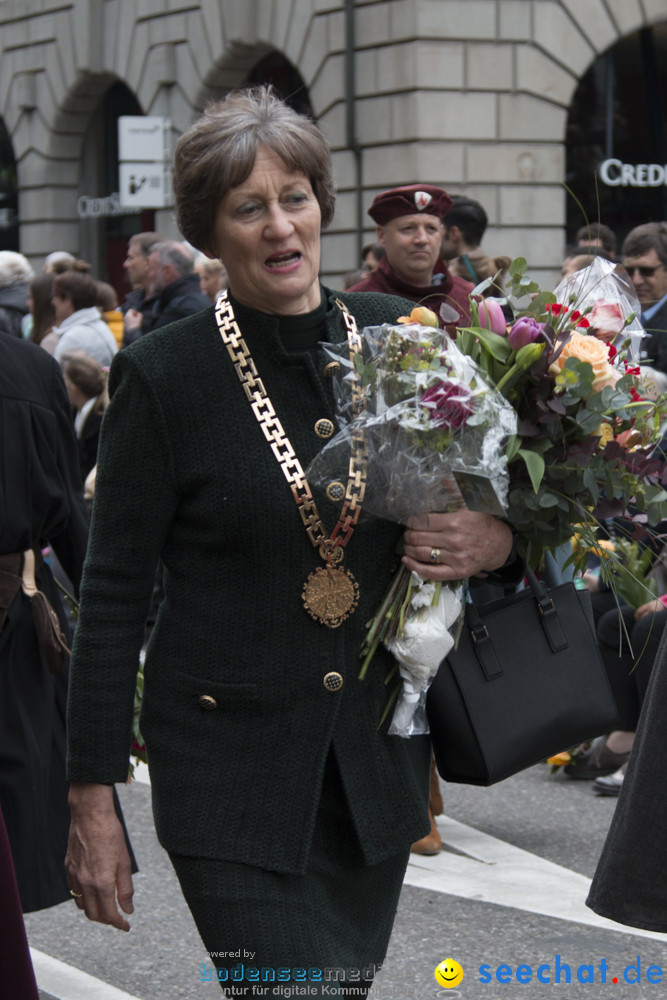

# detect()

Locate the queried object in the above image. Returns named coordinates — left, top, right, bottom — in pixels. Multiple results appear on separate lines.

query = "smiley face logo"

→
left=434, top=958, right=464, bottom=988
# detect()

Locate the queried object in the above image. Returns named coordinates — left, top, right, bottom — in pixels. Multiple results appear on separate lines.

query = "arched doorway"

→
left=566, top=23, right=667, bottom=250
left=0, top=119, right=18, bottom=251
left=244, top=53, right=313, bottom=117
left=78, top=82, right=156, bottom=302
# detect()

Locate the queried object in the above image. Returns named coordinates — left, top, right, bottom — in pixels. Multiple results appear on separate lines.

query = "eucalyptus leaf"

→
left=505, top=435, right=522, bottom=461
left=517, top=448, right=545, bottom=492
left=537, top=492, right=560, bottom=508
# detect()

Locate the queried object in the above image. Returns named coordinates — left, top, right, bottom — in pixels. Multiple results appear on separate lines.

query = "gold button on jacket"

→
left=198, top=694, right=218, bottom=711
left=314, top=418, right=335, bottom=439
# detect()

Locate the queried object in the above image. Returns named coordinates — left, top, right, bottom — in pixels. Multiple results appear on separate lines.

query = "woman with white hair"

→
left=0, top=250, right=34, bottom=338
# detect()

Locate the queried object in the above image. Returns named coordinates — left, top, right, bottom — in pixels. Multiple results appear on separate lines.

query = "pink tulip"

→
left=477, top=298, right=507, bottom=336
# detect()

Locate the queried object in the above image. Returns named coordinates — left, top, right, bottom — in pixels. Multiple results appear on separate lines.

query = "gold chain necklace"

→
left=214, top=291, right=368, bottom=628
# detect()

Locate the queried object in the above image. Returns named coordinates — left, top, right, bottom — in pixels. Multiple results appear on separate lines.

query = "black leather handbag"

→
left=426, top=569, right=619, bottom=786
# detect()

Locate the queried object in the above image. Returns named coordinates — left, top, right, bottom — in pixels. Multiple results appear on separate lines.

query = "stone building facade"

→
left=0, top=0, right=666, bottom=295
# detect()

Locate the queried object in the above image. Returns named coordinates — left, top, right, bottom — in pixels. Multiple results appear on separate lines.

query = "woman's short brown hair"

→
left=53, top=270, right=99, bottom=311
left=173, top=86, right=336, bottom=253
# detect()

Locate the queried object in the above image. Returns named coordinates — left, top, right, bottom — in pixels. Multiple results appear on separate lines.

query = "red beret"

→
left=368, top=184, right=453, bottom=225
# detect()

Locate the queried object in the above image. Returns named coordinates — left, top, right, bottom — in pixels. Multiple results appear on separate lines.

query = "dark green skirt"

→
left=170, top=753, right=410, bottom=998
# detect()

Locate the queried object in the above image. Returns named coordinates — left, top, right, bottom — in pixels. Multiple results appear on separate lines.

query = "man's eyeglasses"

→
left=624, top=263, right=666, bottom=279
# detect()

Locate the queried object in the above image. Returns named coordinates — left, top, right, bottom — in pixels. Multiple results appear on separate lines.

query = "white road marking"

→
left=405, top=815, right=667, bottom=943
left=37, top=771, right=664, bottom=1000
left=31, top=949, right=144, bottom=1000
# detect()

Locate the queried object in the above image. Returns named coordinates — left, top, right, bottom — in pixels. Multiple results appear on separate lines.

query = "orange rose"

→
left=549, top=331, right=618, bottom=391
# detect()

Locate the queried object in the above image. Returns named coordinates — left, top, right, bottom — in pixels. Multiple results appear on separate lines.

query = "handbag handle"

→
left=462, top=567, right=569, bottom=681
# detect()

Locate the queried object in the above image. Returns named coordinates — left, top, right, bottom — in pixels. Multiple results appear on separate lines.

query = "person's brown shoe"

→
left=411, top=810, right=442, bottom=855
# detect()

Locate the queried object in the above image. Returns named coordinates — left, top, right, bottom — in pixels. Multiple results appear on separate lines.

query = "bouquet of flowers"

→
left=308, top=256, right=667, bottom=740
left=307, top=311, right=517, bottom=735
left=459, top=255, right=667, bottom=573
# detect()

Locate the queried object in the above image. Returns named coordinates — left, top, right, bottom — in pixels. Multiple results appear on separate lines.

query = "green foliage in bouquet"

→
left=601, top=536, right=660, bottom=611
left=456, top=257, right=667, bottom=569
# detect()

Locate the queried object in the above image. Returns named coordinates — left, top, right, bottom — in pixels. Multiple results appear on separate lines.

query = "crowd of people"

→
left=2, top=84, right=667, bottom=996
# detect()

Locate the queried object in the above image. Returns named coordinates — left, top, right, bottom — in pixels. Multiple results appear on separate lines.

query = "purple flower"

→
left=507, top=317, right=545, bottom=351
left=421, top=381, right=474, bottom=429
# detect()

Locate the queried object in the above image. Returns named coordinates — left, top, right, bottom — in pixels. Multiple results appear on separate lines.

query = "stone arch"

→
left=16, top=69, right=131, bottom=262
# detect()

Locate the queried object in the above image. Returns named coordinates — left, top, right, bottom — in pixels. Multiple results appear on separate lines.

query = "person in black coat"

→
left=0, top=330, right=89, bottom=915
left=587, top=624, right=667, bottom=929
left=123, top=240, right=209, bottom=340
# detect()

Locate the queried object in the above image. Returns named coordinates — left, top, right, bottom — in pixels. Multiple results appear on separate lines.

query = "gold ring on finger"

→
left=429, top=547, right=440, bottom=565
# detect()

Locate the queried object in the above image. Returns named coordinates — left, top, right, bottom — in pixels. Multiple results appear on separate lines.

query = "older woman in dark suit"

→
left=65, top=87, right=514, bottom=996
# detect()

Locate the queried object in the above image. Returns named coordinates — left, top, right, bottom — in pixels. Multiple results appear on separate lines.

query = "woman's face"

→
left=196, top=263, right=225, bottom=303
left=207, top=145, right=322, bottom=315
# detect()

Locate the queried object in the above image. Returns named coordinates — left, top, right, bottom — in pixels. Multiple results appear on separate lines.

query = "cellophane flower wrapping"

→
left=384, top=574, right=464, bottom=736
left=308, top=323, right=517, bottom=522
left=307, top=321, right=517, bottom=737
left=553, top=256, right=645, bottom=359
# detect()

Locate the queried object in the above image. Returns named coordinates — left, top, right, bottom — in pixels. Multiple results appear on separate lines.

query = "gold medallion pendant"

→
left=302, top=566, right=360, bottom=628
left=214, top=292, right=366, bottom=630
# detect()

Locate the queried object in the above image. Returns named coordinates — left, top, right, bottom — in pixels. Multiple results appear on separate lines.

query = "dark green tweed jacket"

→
left=66, top=286, right=431, bottom=873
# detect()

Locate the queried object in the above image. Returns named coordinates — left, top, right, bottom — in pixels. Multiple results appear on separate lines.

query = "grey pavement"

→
left=25, top=764, right=667, bottom=1000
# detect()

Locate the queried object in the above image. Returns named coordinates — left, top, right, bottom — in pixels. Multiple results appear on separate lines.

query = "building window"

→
left=245, top=53, right=313, bottom=117
left=566, top=24, right=667, bottom=250
left=0, top=119, right=18, bottom=250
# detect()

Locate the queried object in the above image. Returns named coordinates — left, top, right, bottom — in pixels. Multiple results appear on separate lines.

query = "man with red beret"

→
left=347, top=183, right=473, bottom=326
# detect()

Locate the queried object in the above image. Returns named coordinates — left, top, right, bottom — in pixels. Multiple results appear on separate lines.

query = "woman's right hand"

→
left=66, top=782, right=135, bottom=931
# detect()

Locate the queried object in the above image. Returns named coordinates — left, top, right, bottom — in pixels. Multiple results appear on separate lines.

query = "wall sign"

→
left=77, top=192, right=140, bottom=218
left=599, top=158, right=667, bottom=187
left=118, top=116, right=171, bottom=209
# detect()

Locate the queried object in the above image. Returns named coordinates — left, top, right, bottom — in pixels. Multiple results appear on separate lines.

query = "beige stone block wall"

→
left=0, top=0, right=664, bottom=283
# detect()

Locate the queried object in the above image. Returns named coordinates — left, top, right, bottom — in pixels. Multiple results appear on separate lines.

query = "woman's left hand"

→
left=401, top=511, right=514, bottom=581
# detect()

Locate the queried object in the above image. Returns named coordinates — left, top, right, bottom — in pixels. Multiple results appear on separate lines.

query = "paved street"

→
left=25, top=762, right=667, bottom=1000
